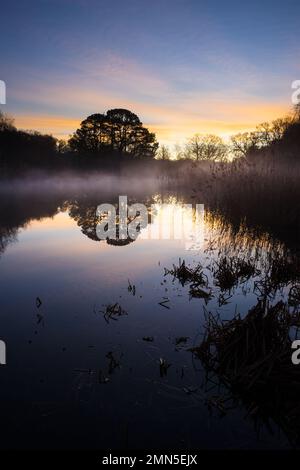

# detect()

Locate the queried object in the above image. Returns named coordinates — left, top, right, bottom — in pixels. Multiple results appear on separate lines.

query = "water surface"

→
left=0, top=178, right=297, bottom=449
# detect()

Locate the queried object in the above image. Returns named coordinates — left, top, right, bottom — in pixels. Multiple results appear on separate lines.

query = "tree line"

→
left=157, top=104, right=300, bottom=162
left=0, top=104, right=299, bottom=173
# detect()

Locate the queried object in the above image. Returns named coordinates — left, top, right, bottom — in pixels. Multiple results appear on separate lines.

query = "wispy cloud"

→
left=8, top=50, right=292, bottom=146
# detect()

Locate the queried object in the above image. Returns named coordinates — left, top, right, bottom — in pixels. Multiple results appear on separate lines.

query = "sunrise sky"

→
left=1, top=0, right=300, bottom=146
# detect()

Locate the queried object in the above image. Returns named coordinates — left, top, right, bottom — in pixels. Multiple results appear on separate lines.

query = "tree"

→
left=129, top=125, right=158, bottom=158
left=156, top=145, right=171, bottom=160
left=185, top=134, right=202, bottom=160
left=69, top=113, right=109, bottom=155
left=185, top=134, right=228, bottom=161
left=0, top=111, right=15, bottom=132
left=256, top=118, right=292, bottom=146
left=69, top=109, right=158, bottom=159
left=174, top=143, right=185, bottom=160
left=56, top=139, right=70, bottom=154
left=230, top=132, right=259, bottom=159
left=106, top=108, right=140, bottom=154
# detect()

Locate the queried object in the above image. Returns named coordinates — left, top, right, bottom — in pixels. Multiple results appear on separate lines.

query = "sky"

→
left=1, top=0, right=300, bottom=146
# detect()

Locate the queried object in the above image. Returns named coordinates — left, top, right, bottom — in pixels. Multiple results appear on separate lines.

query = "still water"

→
left=0, top=178, right=297, bottom=449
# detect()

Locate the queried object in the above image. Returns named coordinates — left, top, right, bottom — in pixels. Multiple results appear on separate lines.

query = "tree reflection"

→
left=67, top=195, right=154, bottom=246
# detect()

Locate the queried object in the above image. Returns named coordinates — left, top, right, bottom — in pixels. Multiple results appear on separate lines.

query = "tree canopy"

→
left=69, top=108, right=158, bottom=159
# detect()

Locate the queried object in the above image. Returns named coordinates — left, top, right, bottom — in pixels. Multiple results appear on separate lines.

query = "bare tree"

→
left=185, top=134, right=202, bottom=160
left=185, top=134, right=228, bottom=161
left=230, top=132, right=259, bottom=159
left=173, top=143, right=185, bottom=160
left=156, top=144, right=172, bottom=160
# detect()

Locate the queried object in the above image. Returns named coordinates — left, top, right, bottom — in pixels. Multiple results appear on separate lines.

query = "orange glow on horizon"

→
left=14, top=99, right=290, bottom=148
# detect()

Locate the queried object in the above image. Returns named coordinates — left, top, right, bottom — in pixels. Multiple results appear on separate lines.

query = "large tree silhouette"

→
left=69, top=108, right=158, bottom=159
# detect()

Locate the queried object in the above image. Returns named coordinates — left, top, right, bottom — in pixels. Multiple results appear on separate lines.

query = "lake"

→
left=0, top=175, right=299, bottom=449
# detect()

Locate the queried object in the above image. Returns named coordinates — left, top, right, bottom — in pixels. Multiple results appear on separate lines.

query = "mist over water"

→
left=0, top=172, right=166, bottom=196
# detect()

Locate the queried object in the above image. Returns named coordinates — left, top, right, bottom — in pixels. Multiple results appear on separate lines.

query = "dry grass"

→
left=164, top=259, right=207, bottom=287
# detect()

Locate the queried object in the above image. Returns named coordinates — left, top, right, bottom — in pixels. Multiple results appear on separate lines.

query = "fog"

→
left=0, top=171, right=167, bottom=196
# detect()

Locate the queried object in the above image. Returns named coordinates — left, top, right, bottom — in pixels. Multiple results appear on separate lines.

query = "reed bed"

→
left=190, top=300, right=300, bottom=445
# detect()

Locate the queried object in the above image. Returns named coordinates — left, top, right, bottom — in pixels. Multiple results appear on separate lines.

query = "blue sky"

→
left=1, top=0, right=299, bottom=144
